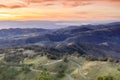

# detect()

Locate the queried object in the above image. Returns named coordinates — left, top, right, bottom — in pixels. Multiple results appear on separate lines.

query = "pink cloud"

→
left=25, top=0, right=91, bottom=7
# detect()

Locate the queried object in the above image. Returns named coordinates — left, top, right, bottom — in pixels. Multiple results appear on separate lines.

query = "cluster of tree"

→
left=0, top=66, right=19, bottom=80
left=83, top=55, right=120, bottom=63
left=20, top=45, right=62, bottom=59
left=36, top=70, right=55, bottom=80
left=4, top=50, right=24, bottom=64
left=57, top=63, right=67, bottom=78
left=21, top=65, right=31, bottom=73
left=96, top=75, right=115, bottom=80
left=2, top=45, right=120, bottom=65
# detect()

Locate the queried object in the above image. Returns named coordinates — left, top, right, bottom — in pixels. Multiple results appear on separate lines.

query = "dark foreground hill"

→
left=0, top=22, right=120, bottom=58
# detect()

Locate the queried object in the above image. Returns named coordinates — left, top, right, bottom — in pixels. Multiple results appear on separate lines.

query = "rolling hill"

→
left=0, top=22, right=120, bottom=58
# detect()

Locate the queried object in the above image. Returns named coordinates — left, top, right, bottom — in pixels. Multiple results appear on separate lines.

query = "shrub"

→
left=21, top=65, right=31, bottom=73
left=96, top=75, right=115, bottom=80
left=36, top=70, right=54, bottom=80
left=0, top=66, right=19, bottom=80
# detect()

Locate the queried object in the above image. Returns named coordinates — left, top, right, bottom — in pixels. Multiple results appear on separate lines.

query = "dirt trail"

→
left=65, top=74, right=74, bottom=80
left=70, top=59, right=87, bottom=79
left=44, top=60, right=63, bottom=65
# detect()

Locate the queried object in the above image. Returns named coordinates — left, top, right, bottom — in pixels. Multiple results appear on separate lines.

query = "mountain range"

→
left=0, top=22, right=120, bottom=58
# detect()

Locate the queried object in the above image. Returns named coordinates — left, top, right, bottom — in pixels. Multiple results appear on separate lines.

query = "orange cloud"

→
left=61, top=0, right=91, bottom=7
left=24, top=0, right=120, bottom=8
left=0, top=4, right=26, bottom=9
left=107, top=0, right=120, bottom=7
left=1, top=0, right=120, bottom=8
left=25, top=0, right=91, bottom=7
left=28, top=0, right=56, bottom=3
left=0, top=4, right=6, bottom=8
left=0, top=0, right=120, bottom=21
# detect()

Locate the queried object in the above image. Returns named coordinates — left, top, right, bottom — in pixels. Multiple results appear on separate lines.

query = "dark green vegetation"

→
left=35, top=70, right=55, bottom=80
left=96, top=75, right=114, bottom=80
left=0, top=66, right=19, bottom=80
left=0, top=47, right=120, bottom=80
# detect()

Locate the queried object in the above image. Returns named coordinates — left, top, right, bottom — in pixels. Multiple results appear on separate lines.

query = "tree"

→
left=36, top=70, right=54, bottom=80
left=21, top=65, right=31, bottom=73
left=96, top=75, right=114, bottom=80
left=97, top=76, right=103, bottom=80
left=0, top=66, right=19, bottom=80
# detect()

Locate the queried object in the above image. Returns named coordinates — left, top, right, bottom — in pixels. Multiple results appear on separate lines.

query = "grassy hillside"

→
left=0, top=48, right=120, bottom=80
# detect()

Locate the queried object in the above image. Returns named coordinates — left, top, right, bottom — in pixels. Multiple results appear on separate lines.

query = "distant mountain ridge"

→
left=0, top=22, right=120, bottom=58
left=0, top=28, right=52, bottom=39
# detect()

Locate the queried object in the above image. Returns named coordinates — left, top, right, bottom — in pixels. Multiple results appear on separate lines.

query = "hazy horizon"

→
left=0, top=20, right=119, bottom=29
left=0, top=0, right=119, bottom=29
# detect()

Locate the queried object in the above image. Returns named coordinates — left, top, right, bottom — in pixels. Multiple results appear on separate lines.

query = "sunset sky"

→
left=0, top=0, right=120, bottom=21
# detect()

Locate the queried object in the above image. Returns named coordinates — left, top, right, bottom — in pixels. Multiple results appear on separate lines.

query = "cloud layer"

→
left=0, top=4, right=26, bottom=9
left=0, top=0, right=120, bottom=20
left=0, top=0, right=120, bottom=8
